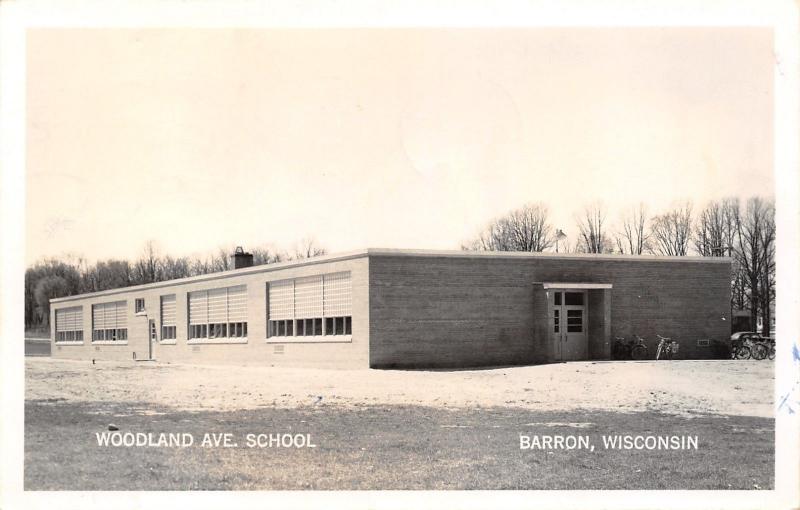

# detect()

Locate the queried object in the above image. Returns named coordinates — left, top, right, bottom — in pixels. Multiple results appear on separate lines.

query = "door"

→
left=148, top=319, right=157, bottom=359
left=551, top=290, right=588, bottom=361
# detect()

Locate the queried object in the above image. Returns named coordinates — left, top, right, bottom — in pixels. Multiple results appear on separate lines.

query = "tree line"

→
left=25, top=239, right=326, bottom=331
left=462, top=196, right=776, bottom=335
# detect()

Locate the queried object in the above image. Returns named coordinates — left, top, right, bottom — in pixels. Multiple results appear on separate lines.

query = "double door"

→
left=550, top=290, right=587, bottom=361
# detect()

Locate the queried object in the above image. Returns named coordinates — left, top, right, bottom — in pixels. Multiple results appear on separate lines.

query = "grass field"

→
left=25, top=398, right=773, bottom=490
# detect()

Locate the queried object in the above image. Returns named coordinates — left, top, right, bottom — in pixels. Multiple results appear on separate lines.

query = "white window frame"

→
left=91, top=301, right=129, bottom=345
left=266, top=272, right=353, bottom=344
left=54, top=306, right=84, bottom=345
left=187, top=285, right=248, bottom=344
left=159, top=294, right=178, bottom=344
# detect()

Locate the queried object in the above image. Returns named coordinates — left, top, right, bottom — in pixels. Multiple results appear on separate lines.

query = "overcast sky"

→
left=26, top=28, right=774, bottom=265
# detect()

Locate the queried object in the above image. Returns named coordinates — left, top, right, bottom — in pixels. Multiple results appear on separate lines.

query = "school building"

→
left=50, top=248, right=732, bottom=368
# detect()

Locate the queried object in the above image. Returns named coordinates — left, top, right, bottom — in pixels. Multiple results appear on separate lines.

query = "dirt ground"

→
left=26, top=358, right=774, bottom=417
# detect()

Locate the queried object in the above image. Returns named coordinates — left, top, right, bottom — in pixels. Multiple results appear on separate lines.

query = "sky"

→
left=26, top=28, right=774, bottom=265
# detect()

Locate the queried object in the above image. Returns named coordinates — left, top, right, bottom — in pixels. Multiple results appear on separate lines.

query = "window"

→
left=565, top=292, right=584, bottom=306
left=553, top=308, right=560, bottom=333
left=135, top=298, right=145, bottom=314
left=92, top=301, right=127, bottom=342
left=267, top=271, right=352, bottom=339
left=188, top=285, right=247, bottom=341
left=55, top=306, right=83, bottom=343
left=566, top=309, right=583, bottom=333
left=160, top=294, right=177, bottom=340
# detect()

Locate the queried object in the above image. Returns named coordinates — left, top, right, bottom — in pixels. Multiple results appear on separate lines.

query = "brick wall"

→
left=50, top=256, right=370, bottom=369
left=368, top=254, right=731, bottom=368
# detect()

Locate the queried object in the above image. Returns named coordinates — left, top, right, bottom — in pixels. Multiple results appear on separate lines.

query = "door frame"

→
left=148, top=318, right=157, bottom=360
left=549, top=288, right=589, bottom=361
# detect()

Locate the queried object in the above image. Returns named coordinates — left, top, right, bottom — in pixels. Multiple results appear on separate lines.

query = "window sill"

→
left=187, top=338, right=248, bottom=345
left=266, top=335, right=353, bottom=344
left=91, top=341, right=129, bottom=345
left=54, top=341, right=84, bottom=346
left=135, top=311, right=147, bottom=316
left=159, top=340, right=177, bottom=345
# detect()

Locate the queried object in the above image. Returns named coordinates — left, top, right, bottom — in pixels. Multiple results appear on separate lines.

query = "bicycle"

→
left=749, top=336, right=774, bottom=361
left=612, top=337, right=629, bottom=360
left=750, top=339, right=769, bottom=360
left=731, top=337, right=752, bottom=360
left=731, top=342, right=751, bottom=359
left=612, top=336, right=648, bottom=360
left=656, top=334, right=679, bottom=360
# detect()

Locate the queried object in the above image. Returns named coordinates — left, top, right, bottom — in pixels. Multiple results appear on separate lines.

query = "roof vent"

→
left=230, top=246, right=254, bottom=269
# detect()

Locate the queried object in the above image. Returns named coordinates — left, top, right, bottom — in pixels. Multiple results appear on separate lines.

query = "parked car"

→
left=731, top=331, right=762, bottom=343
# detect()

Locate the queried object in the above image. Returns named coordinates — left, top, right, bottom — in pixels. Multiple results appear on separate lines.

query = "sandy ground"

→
left=26, top=358, right=773, bottom=418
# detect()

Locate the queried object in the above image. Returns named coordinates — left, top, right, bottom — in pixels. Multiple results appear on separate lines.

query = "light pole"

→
left=555, top=229, right=567, bottom=253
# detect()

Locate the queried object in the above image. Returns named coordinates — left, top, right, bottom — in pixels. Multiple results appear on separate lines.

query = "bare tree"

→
left=189, top=255, right=214, bottom=276
left=34, top=275, right=70, bottom=327
left=211, top=246, right=234, bottom=272
left=132, top=240, right=163, bottom=284
left=251, top=245, right=286, bottom=266
left=462, top=219, right=512, bottom=251
left=161, top=256, right=191, bottom=280
left=614, top=203, right=650, bottom=254
left=463, top=203, right=555, bottom=252
left=758, top=200, right=776, bottom=335
left=694, top=198, right=738, bottom=256
left=575, top=202, right=610, bottom=254
left=291, top=237, right=327, bottom=259
left=650, top=202, right=693, bottom=256
left=732, top=196, right=774, bottom=333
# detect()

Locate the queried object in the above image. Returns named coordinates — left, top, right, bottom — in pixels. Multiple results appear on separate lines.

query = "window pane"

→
left=335, top=317, right=344, bottom=335
left=565, top=292, right=584, bottom=306
left=345, top=316, right=352, bottom=335
left=325, top=317, right=333, bottom=335
left=286, top=320, right=293, bottom=336
left=314, top=318, right=322, bottom=335
left=297, top=320, right=305, bottom=336
left=566, top=309, right=583, bottom=332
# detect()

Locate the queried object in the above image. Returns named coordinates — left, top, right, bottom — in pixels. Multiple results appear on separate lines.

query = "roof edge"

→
left=49, top=249, right=370, bottom=303
left=49, top=247, right=731, bottom=304
left=365, top=248, right=732, bottom=263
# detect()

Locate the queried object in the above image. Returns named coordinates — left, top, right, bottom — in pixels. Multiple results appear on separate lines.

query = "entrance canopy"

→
left=540, top=282, right=613, bottom=289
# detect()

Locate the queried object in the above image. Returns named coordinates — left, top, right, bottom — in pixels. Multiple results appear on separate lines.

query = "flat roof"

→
left=50, top=248, right=731, bottom=304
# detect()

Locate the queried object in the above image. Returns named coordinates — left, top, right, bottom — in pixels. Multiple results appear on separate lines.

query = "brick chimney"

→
left=230, top=246, right=254, bottom=269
